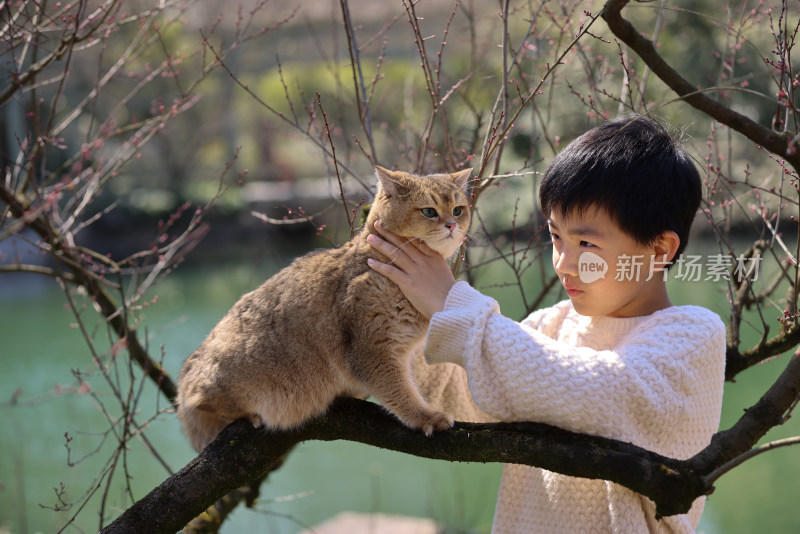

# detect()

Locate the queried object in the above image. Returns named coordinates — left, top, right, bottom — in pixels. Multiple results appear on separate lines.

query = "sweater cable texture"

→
left=415, top=281, right=725, bottom=534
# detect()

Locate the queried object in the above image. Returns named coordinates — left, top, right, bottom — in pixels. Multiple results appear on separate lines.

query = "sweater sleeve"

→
left=424, top=281, right=726, bottom=450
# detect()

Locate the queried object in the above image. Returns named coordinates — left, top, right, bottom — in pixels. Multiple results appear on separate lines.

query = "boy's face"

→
left=547, top=206, right=675, bottom=318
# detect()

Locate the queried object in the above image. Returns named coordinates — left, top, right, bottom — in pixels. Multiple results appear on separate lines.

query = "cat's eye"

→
left=452, top=207, right=463, bottom=216
left=421, top=207, right=437, bottom=218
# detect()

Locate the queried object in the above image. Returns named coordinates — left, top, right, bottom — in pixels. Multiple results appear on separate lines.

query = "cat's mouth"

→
left=428, top=231, right=463, bottom=257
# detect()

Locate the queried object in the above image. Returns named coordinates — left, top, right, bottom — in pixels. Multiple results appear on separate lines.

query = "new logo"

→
left=578, top=251, right=608, bottom=283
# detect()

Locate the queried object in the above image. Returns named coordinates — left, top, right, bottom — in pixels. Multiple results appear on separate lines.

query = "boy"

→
left=366, top=115, right=726, bottom=533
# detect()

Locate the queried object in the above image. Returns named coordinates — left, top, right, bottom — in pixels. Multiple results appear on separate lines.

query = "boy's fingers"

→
left=374, top=220, right=414, bottom=251
left=368, top=225, right=427, bottom=268
left=367, top=257, right=407, bottom=284
left=373, top=220, right=434, bottom=259
left=367, top=233, right=406, bottom=264
left=372, top=220, right=399, bottom=242
left=413, top=238, right=440, bottom=257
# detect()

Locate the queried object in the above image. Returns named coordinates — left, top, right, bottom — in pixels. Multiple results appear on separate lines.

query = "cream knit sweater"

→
left=413, top=281, right=726, bottom=534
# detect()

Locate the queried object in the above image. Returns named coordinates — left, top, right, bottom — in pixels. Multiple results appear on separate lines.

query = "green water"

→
left=1, top=254, right=799, bottom=533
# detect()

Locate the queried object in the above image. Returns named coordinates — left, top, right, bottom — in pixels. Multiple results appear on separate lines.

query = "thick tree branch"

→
left=182, top=473, right=270, bottom=534
left=601, top=0, right=800, bottom=171
left=100, top=345, right=800, bottom=534
left=100, top=397, right=709, bottom=534
left=693, top=349, right=800, bottom=484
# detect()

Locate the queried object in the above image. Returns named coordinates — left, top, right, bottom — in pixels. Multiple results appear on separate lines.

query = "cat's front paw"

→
left=419, top=410, right=454, bottom=437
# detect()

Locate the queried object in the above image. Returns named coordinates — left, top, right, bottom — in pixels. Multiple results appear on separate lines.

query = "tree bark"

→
left=100, top=398, right=708, bottom=534
left=101, top=345, right=800, bottom=534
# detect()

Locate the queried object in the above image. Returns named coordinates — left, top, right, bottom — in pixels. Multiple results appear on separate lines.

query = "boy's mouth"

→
left=565, top=287, right=583, bottom=297
left=562, top=279, right=584, bottom=297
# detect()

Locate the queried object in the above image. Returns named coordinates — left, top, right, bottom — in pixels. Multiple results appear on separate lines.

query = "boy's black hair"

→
left=539, top=114, right=701, bottom=260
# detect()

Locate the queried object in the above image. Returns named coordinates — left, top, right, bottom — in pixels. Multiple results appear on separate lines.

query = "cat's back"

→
left=253, top=239, right=382, bottom=314
left=201, top=239, right=409, bottom=356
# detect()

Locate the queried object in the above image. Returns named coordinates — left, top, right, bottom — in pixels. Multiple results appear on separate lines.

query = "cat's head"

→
left=369, top=166, right=472, bottom=258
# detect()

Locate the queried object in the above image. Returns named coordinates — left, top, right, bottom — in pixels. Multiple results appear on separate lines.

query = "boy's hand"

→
left=367, top=220, right=456, bottom=319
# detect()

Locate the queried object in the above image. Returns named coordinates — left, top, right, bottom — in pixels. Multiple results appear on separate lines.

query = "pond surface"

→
left=0, top=251, right=799, bottom=533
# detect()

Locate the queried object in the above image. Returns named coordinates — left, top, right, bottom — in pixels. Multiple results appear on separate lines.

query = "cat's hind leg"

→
left=177, top=403, right=235, bottom=452
left=178, top=401, right=266, bottom=452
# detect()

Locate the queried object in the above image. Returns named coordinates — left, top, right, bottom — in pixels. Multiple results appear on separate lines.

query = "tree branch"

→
left=693, top=349, right=800, bottom=484
left=601, top=0, right=800, bottom=171
left=0, top=185, right=178, bottom=401
left=725, top=328, right=800, bottom=380
left=101, top=343, right=800, bottom=534
left=100, top=398, right=710, bottom=534
left=602, top=0, right=800, bottom=383
left=182, top=473, right=270, bottom=534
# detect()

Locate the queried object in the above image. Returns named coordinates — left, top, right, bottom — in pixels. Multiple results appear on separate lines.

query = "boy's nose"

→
left=554, top=248, right=579, bottom=277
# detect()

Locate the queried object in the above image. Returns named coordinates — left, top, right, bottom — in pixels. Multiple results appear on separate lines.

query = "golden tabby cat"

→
left=176, top=166, right=472, bottom=451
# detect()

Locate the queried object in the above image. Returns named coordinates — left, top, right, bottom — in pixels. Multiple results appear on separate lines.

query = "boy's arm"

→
left=424, top=282, right=726, bottom=453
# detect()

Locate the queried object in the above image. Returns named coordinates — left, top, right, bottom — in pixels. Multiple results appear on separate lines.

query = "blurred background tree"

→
left=2, top=0, right=800, bottom=532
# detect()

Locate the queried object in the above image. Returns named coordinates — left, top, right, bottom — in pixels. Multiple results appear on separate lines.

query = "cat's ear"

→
left=374, top=165, right=403, bottom=195
left=451, top=168, right=473, bottom=189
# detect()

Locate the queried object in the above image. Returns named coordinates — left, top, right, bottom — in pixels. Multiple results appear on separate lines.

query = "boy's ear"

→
left=653, top=230, right=681, bottom=265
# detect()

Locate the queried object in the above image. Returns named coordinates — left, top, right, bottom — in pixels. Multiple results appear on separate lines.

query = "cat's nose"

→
left=444, top=221, right=456, bottom=233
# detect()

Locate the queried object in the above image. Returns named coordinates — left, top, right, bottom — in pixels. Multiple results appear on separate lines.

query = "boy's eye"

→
left=549, top=231, right=560, bottom=241
left=580, top=240, right=595, bottom=248
left=421, top=207, right=437, bottom=218
left=452, top=206, right=463, bottom=216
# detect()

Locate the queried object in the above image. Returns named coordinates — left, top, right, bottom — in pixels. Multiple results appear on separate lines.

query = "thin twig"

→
left=316, top=93, right=355, bottom=238
left=704, top=436, right=800, bottom=486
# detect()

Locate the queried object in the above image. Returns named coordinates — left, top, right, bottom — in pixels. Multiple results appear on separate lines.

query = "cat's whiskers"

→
left=461, top=230, right=485, bottom=247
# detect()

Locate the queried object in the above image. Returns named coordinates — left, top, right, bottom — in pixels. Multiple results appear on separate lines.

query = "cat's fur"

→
left=176, top=166, right=472, bottom=451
